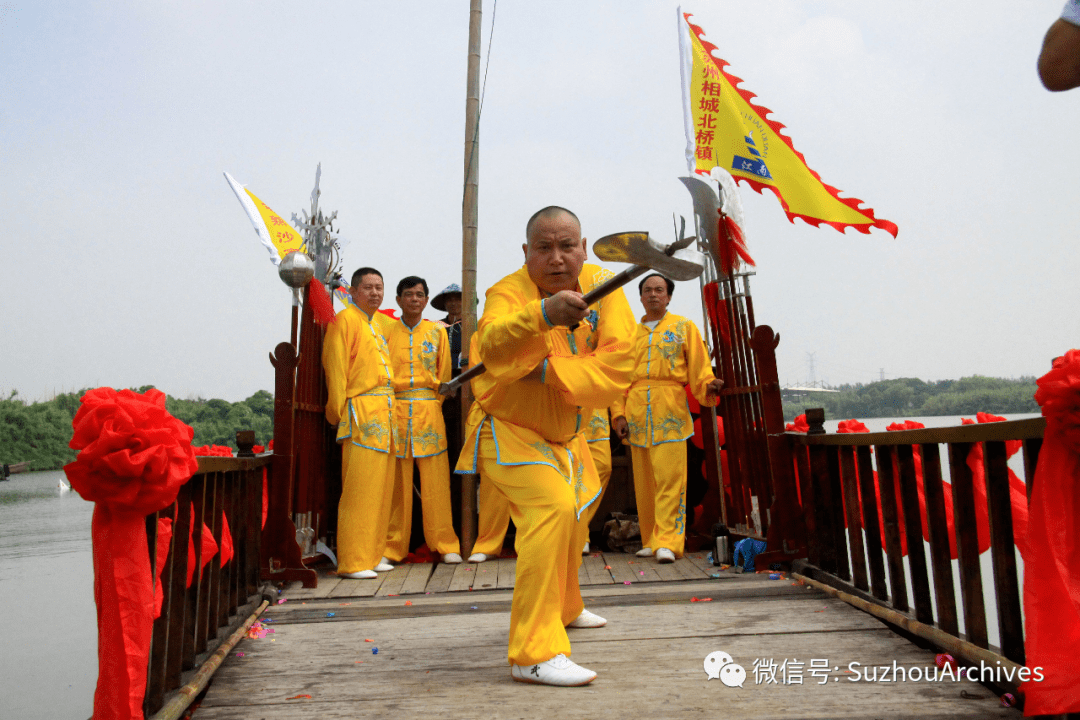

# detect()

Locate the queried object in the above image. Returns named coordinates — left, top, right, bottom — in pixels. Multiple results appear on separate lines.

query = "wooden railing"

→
left=142, top=453, right=271, bottom=717
left=787, top=410, right=1044, bottom=671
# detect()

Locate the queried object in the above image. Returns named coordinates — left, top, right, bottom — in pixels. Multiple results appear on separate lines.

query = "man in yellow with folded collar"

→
left=322, top=267, right=397, bottom=579
left=612, top=274, right=723, bottom=563
left=457, top=206, right=635, bottom=686
left=384, top=276, right=462, bottom=565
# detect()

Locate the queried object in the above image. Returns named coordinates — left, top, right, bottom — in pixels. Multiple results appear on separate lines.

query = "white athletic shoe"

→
left=443, top=553, right=463, bottom=564
left=468, top=552, right=488, bottom=563
left=339, top=569, right=377, bottom=579
left=582, top=541, right=590, bottom=554
left=636, top=547, right=654, bottom=557
left=511, top=654, right=597, bottom=686
left=374, top=561, right=395, bottom=572
left=656, top=548, right=675, bottom=563
left=567, top=608, right=607, bottom=628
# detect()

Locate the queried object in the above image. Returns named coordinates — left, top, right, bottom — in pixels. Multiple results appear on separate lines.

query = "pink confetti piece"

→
left=623, top=581, right=632, bottom=585
left=277, top=598, right=286, bottom=604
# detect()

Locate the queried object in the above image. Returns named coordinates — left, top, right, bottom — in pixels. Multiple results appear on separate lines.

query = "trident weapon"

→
left=438, top=230, right=706, bottom=397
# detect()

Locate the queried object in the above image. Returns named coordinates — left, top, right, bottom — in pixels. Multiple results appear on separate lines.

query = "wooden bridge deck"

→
left=193, top=551, right=1016, bottom=719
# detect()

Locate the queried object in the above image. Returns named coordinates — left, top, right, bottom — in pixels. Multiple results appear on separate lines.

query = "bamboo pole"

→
left=459, top=0, right=483, bottom=555
left=148, top=599, right=270, bottom=720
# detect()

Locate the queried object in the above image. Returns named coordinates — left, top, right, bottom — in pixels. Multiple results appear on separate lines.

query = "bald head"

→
left=522, top=206, right=586, bottom=295
left=525, top=206, right=581, bottom=243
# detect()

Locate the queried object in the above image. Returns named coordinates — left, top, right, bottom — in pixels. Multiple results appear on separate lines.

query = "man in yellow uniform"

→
left=322, top=267, right=397, bottom=579
left=384, top=276, right=462, bottom=564
left=468, top=405, right=613, bottom=561
left=612, top=274, right=722, bottom=564
left=457, top=206, right=635, bottom=686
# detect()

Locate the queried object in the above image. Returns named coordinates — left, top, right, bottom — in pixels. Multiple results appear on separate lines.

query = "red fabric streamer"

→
left=262, top=468, right=268, bottom=529
left=1023, top=350, right=1080, bottom=714
left=714, top=212, right=756, bottom=276
left=220, top=512, right=234, bottom=566
left=192, top=445, right=233, bottom=457
left=64, top=387, right=197, bottom=720
left=252, top=444, right=265, bottom=454
left=307, top=277, right=337, bottom=326
left=961, top=414, right=1029, bottom=558
left=153, top=517, right=173, bottom=619
left=785, top=414, right=809, bottom=433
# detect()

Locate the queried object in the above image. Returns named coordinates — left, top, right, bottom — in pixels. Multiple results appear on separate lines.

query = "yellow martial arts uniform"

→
left=322, top=305, right=397, bottom=574
left=473, top=407, right=613, bottom=556
left=612, top=312, right=716, bottom=557
left=384, top=317, right=461, bottom=560
left=456, top=263, right=635, bottom=666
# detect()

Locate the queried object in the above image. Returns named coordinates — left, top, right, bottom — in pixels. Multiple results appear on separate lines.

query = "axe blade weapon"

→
left=438, top=232, right=706, bottom=397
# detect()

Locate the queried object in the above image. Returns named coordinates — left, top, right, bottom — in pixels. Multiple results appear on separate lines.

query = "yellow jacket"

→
left=457, top=263, right=635, bottom=509
left=612, top=312, right=716, bottom=447
left=322, top=305, right=395, bottom=452
left=581, top=407, right=612, bottom=443
left=387, top=317, right=450, bottom=458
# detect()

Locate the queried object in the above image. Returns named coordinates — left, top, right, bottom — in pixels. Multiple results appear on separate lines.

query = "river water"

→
left=0, top=469, right=96, bottom=720
left=0, top=413, right=1039, bottom=718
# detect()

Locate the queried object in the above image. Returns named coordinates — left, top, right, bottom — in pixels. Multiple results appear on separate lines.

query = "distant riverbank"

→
left=0, top=387, right=274, bottom=471
left=782, top=375, right=1038, bottom=421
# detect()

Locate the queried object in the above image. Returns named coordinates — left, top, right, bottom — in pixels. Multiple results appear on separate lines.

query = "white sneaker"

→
left=636, top=547, right=653, bottom=557
left=339, top=569, right=377, bottom=579
left=375, top=561, right=395, bottom=572
left=656, top=548, right=675, bottom=563
left=511, top=654, right=597, bottom=686
left=468, top=552, right=488, bottom=563
left=582, top=541, right=590, bottom=554
left=567, top=608, right=607, bottom=628
left=443, top=553, right=463, bottom=564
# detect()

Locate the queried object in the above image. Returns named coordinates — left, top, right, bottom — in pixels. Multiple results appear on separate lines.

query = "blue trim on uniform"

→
left=540, top=359, right=548, bottom=383
left=575, top=485, right=604, bottom=521
left=540, top=298, right=554, bottom=327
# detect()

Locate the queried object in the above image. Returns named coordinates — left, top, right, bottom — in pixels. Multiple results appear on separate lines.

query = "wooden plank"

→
left=947, top=442, right=988, bottom=649
left=166, top=488, right=191, bottom=686
left=838, top=447, right=867, bottom=592
left=425, top=562, right=457, bottom=594
left=399, top=563, right=435, bottom=595
left=495, top=558, right=516, bottom=590
left=285, top=571, right=342, bottom=600
left=875, top=445, right=908, bottom=612
left=447, top=562, right=478, bottom=592
left=920, top=443, right=958, bottom=637
left=195, top=584, right=1014, bottom=720
left=895, top=444, right=932, bottom=624
left=582, top=553, right=613, bottom=586
left=672, top=556, right=710, bottom=581
left=825, top=446, right=850, bottom=581
left=684, top=551, right=715, bottom=575
left=855, top=446, right=888, bottom=602
left=650, top=557, right=683, bottom=582
left=374, top=564, right=412, bottom=597
left=807, top=445, right=834, bottom=574
left=603, top=553, right=640, bottom=584
left=472, top=559, right=499, bottom=591
left=1022, top=437, right=1041, bottom=503
left=328, top=575, right=383, bottom=598
left=983, top=440, right=1024, bottom=664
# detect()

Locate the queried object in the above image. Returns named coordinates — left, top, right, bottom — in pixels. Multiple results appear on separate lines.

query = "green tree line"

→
left=0, top=387, right=274, bottom=471
left=782, top=376, right=1040, bottom=422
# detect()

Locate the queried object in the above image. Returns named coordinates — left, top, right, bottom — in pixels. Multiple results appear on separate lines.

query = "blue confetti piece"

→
left=372, top=648, right=379, bottom=654
left=471, top=606, right=478, bottom=610
left=710, top=573, right=721, bottom=578
left=327, top=612, right=336, bottom=617
left=768, top=573, right=781, bottom=580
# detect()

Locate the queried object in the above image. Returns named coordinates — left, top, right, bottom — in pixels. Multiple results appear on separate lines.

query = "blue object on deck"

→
left=733, top=538, right=767, bottom=572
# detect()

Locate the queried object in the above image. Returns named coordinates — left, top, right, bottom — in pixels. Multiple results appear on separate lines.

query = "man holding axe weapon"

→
left=447, top=206, right=704, bottom=686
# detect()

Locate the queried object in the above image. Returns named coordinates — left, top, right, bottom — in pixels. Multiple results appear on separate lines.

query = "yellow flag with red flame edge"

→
left=678, top=11, right=897, bottom=237
left=223, top=172, right=306, bottom=265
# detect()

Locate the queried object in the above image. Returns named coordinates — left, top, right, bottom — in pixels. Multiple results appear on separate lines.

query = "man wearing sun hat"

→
left=432, top=283, right=463, bottom=374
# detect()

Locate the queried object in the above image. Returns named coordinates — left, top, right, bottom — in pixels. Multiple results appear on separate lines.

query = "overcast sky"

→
left=2, top=1, right=1077, bottom=403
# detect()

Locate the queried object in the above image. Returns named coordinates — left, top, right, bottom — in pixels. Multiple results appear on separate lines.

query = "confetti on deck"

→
left=365, top=638, right=374, bottom=642
left=404, top=600, right=413, bottom=606
left=604, top=565, right=612, bottom=570
left=287, top=694, right=312, bottom=700
left=623, top=581, right=632, bottom=585
left=326, top=612, right=335, bottom=617
left=372, top=648, right=379, bottom=654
